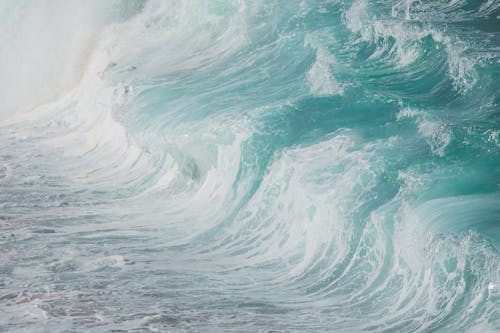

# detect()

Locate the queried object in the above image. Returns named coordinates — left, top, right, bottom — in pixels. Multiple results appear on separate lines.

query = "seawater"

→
left=0, top=1, right=499, bottom=332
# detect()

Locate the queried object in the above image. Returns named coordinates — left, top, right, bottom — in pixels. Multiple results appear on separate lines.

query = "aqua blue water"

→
left=0, top=1, right=499, bottom=332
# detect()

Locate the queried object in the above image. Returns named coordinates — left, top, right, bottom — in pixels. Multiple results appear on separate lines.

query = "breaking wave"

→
left=1, top=0, right=499, bottom=332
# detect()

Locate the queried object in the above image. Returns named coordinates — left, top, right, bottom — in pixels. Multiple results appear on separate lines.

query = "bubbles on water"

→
left=443, top=41, right=477, bottom=92
left=417, top=118, right=452, bottom=157
left=0, top=0, right=498, bottom=332
left=307, top=47, right=343, bottom=96
left=397, top=108, right=452, bottom=156
left=344, top=0, right=369, bottom=34
left=344, top=0, right=479, bottom=92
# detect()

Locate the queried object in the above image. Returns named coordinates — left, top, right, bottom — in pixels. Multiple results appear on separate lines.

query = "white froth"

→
left=397, top=108, right=452, bottom=156
left=307, top=47, right=343, bottom=96
left=417, top=118, right=452, bottom=157
left=344, top=0, right=479, bottom=87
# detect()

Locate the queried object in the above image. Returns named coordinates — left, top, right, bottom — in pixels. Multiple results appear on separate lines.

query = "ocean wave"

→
left=0, top=0, right=498, bottom=332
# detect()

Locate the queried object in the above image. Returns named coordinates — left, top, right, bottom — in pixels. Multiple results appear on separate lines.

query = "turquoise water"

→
left=0, top=1, right=499, bottom=332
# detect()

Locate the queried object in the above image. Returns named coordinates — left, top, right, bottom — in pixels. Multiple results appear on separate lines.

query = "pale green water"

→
left=0, top=1, right=499, bottom=332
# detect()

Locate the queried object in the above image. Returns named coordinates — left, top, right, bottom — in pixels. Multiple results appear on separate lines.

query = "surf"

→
left=0, top=0, right=498, bottom=332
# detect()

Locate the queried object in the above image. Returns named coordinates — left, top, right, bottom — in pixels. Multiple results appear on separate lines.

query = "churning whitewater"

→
left=0, top=0, right=499, bottom=332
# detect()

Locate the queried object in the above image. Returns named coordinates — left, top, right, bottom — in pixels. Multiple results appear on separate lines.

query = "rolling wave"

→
left=0, top=0, right=499, bottom=332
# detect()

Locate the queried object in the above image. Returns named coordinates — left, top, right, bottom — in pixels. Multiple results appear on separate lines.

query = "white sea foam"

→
left=216, top=132, right=382, bottom=282
left=0, top=1, right=497, bottom=331
left=307, top=47, right=343, bottom=96
left=304, top=33, right=343, bottom=96
left=397, top=108, right=452, bottom=156
left=344, top=0, right=478, bottom=90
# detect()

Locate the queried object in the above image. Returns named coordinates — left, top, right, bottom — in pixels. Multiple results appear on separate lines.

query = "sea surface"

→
left=0, top=1, right=499, bottom=332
